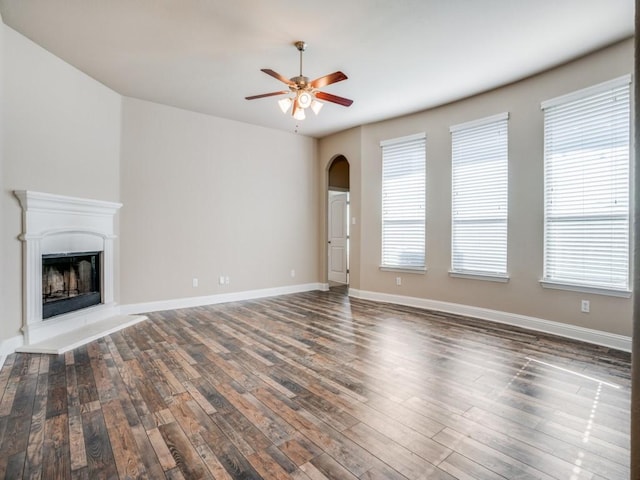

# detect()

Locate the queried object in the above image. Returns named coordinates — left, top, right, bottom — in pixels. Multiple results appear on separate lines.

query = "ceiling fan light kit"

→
left=278, top=97, right=292, bottom=113
left=245, top=41, right=353, bottom=121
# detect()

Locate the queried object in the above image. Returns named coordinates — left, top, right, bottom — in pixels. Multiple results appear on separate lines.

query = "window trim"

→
left=540, top=280, right=631, bottom=298
left=450, top=111, right=509, bottom=133
left=380, top=132, right=426, bottom=147
left=540, top=74, right=632, bottom=295
left=540, top=74, right=631, bottom=109
left=448, top=271, right=510, bottom=283
left=379, top=266, right=427, bottom=274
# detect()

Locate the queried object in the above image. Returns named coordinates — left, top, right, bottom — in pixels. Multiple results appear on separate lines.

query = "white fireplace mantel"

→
left=14, top=190, right=144, bottom=352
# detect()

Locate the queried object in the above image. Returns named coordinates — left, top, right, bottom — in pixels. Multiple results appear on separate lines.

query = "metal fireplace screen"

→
left=42, top=251, right=101, bottom=319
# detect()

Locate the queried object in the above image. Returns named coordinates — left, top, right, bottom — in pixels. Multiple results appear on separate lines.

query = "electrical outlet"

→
left=219, top=276, right=225, bottom=285
left=290, top=269, right=296, bottom=278
left=396, top=276, right=402, bottom=286
left=581, top=300, right=590, bottom=313
left=225, top=276, right=230, bottom=285
left=192, top=278, right=198, bottom=288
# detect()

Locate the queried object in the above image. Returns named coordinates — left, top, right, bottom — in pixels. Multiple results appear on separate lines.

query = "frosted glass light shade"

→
left=293, top=107, right=306, bottom=120
left=278, top=97, right=292, bottom=113
left=298, top=91, right=312, bottom=108
left=311, top=100, right=323, bottom=115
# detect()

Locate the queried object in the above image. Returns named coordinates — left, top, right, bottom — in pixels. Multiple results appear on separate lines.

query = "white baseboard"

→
left=0, top=335, right=24, bottom=370
left=121, top=283, right=326, bottom=315
left=348, top=288, right=631, bottom=352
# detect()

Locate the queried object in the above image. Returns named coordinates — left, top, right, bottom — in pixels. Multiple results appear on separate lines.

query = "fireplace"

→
left=42, top=251, right=102, bottom=319
left=14, top=190, right=123, bottom=346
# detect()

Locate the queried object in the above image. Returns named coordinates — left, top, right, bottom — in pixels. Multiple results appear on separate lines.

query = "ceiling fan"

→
left=245, top=41, right=353, bottom=121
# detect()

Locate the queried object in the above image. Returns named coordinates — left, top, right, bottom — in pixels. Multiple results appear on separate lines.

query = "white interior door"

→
left=328, top=192, right=348, bottom=284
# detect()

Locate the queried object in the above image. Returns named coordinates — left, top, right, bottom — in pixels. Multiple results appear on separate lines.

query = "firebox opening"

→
left=42, top=251, right=102, bottom=319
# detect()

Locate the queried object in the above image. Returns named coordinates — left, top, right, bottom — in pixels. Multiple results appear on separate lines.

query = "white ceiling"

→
left=0, top=1, right=634, bottom=138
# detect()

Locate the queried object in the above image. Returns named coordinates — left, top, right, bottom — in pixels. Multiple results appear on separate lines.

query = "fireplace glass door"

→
left=42, top=251, right=102, bottom=319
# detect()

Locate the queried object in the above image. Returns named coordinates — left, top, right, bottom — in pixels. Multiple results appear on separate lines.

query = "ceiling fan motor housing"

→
left=290, top=76, right=310, bottom=89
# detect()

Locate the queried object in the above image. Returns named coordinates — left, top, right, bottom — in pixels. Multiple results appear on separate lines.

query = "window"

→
left=450, top=113, right=509, bottom=279
left=542, top=75, right=631, bottom=295
left=381, top=133, right=426, bottom=270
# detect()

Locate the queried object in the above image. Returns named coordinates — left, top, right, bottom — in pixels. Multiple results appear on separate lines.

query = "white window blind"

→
left=542, top=75, right=631, bottom=292
left=450, top=113, right=509, bottom=277
left=381, top=133, right=426, bottom=269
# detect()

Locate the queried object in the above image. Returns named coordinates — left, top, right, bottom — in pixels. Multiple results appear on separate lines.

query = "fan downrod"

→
left=293, top=41, right=308, bottom=84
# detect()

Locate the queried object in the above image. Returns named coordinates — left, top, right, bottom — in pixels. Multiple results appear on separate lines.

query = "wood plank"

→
left=277, top=433, right=323, bottom=466
left=438, top=452, right=506, bottom=480
left=0, top=368, right=19, bottom=416
left=182, top=397, right=265, bottom=479
left=125, top=358, right=166, bottom=418
left=5, top=451, right=26, bottom=479
left=74, top=347, right=99, bottom=406
left=359, top=465, right=410, bottom=480
left=70, top=466, right=89, bottom=480
left=23, top=371, right=48, bottom=480
left=247, top=447, right=295, bottom=480
left=158, top=421, right=213, bottom=480
left=1, top=414, right=31, bottom=456
left=343, top=422, right=445, bottom=479
left=68, top=405, right=87, bottom=471
left=0, top=355, right=17, bottom=399
left=192, top=438, right=235, bottom=480
left=130, top=423, right=168, bottom=479
left=86, top=343, right=118, bottom=404
left=42, top=413, right=70, bottom=480
left=101, top=399, right=147, bottom=478
left=184, top=381, right=217, bottom=415
left=147, top=426, right=177, bottom=471
left=81, top=408, right=118, bottom=479
left=433, top=427, right=560, bottom=480
left=307, top=453, right=360, bottom=480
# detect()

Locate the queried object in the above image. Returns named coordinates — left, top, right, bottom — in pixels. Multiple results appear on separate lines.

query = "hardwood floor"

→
left=0, top=290, right=631, bottom=479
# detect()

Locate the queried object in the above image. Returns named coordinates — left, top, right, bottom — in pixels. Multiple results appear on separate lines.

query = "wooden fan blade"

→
left=314, top=91, right=354, bottom=107
left=310, top=71, right=348, bottom=89
left=261, top=69, right=295, bottom=86
left=245, top=91, right=289, bottom=100
left=291, top=97, right=299, bottom=117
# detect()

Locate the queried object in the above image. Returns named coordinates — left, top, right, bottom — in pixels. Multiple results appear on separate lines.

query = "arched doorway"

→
left=327, top=156, right=350, bottom=289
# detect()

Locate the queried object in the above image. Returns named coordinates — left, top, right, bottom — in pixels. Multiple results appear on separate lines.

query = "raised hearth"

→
left=14, top=190, right=146, bottom=352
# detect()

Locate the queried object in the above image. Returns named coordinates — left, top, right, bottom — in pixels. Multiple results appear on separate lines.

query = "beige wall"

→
left=319, top=39, right=634, bottom=337
left=1, top=26, right=122, bottom=341
left=0, top=14, right=4, bottom=342
left=119, top=97, right=319, bottom=304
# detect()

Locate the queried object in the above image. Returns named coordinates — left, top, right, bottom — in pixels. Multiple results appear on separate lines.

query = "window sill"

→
left=379, top=266, right=427, bottom=274
left=540, top=280, right=631, bottom=298
left=448, top=271, right=509, bottom=283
